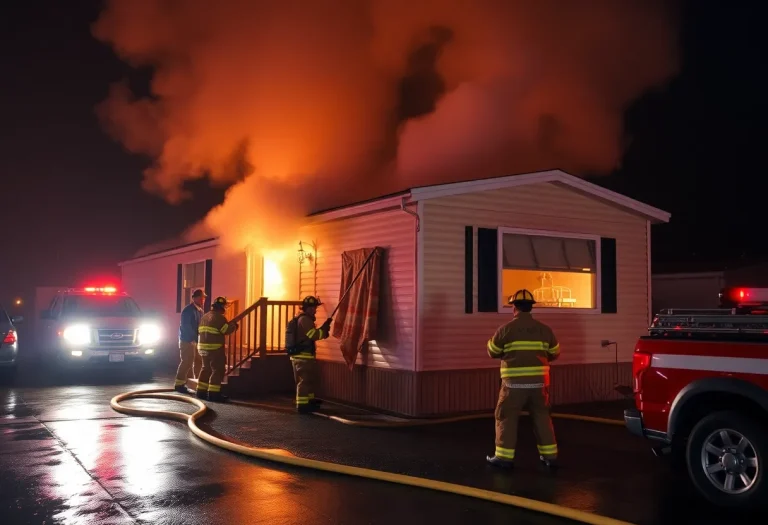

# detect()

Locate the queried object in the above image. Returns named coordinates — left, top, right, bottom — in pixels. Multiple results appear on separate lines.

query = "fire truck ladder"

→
left=650, top=308, right=768, bottom=335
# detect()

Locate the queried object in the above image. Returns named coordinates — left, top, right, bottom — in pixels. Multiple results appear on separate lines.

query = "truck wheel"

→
left=686, top=411, right=767, bottom=508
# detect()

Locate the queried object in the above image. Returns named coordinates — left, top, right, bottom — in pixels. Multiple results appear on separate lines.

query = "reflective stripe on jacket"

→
left=285, top=313, right=328, bottom=360
left=487, top=312, right=560, bottom=385
left=198, top=310, right=235, bottom=351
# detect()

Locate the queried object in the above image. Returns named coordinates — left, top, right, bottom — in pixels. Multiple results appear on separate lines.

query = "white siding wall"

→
left=298, top=208, right=417, bottom=370
left=120, top=244, right=247, bottom=344
left=419, top=182, right=649, bottom=371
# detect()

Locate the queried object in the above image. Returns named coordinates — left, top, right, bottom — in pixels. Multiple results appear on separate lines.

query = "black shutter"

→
left=600, top=238, right=617, bottom=313
left=175, top=264, right=183, bottom=313
left=477, top=228, right=498, bottom=312
left=464, top=226, right=473, bottom=313
left=204, top=259, right=213, bottom=311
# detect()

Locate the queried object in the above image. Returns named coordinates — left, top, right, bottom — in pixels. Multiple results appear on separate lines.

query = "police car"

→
left=39, top=286, right=161, bottom=372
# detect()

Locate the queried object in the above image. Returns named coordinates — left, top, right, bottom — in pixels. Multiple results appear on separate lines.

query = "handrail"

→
left=224, top=297, right=303, bottom=376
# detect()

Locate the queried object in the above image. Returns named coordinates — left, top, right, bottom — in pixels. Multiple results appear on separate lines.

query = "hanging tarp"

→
left=331, top=247, right=383, bottom=369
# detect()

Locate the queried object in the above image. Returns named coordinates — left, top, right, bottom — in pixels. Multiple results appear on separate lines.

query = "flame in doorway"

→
left=263, top=254, right=286, bottom=300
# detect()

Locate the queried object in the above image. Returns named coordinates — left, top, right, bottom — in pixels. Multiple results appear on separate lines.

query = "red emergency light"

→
left=84, top=286, right=118, bottom=293
left=719, top=287, right=768, bottom=308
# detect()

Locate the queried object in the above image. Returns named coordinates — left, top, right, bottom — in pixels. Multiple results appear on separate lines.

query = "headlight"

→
left=62, top=324, right=90, bottom=346
left=138, top=324, right=161, bottom=346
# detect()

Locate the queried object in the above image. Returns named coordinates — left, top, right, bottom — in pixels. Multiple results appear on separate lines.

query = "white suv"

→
left=39, top=287, right=162, bottom=371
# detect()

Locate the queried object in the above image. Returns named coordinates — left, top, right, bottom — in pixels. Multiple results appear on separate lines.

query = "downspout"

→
left=400, top=196, right=420, bottom=231
left=400, top=196, right=421, bottom=378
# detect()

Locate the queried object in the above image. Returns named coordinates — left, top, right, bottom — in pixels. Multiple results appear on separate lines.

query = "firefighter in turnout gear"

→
left=486, top=289, right=560, bottom=469
left=196, top=296, right=238, bottom=402
left=285, top=296, right=332, bottom=413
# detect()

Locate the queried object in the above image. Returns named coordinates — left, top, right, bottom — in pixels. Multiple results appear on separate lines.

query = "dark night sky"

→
left=0, top=1, right=764, bottom=303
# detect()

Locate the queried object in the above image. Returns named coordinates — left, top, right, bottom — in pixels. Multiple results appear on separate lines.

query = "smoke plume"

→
left=93, top=0, right=678, bottom=253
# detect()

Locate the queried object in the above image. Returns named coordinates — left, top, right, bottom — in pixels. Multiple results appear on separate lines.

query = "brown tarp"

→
left=331, top=247, right=383, bottom=369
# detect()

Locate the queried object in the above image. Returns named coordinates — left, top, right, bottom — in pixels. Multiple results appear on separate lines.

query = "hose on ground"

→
left=111, top=388, right=635, bottom=525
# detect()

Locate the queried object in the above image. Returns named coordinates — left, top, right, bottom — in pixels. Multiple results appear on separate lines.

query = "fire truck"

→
left=625, top=287, right=768, bottom=508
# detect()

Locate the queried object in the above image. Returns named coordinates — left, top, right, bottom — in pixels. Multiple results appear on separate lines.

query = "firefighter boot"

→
left=540, top=456, right=559, bottom=469
left=175, top=385, right=196, bottom=395
left=297, top=404, right=318, bottom=415
left=196, top=390, right=208, bottom=400
left=486, top=455, right=514, bottom=469
left=208, top=392, right=229, bottom=403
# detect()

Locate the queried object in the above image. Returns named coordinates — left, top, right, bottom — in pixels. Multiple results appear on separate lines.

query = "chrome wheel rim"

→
left=701, top=428, right=759, bottom=494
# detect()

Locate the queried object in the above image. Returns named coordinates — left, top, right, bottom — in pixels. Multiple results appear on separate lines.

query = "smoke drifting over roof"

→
left=94, top=0, right=678, bottom=252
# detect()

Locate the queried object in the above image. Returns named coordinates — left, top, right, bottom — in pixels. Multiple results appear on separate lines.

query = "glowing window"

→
left=499, top=230, right=598, bottom=310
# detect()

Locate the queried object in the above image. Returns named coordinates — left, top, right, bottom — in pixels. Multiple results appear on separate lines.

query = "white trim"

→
left=119, top=239, right=219, bottom=266
left=414, top=200, right=424, bottom=372
left=652, top=354, right=768, bottom=375
left=308, top=170, right=670, bottom=225
left=647, top=220, right=652, bottom=325
left=411, top=170, right=560, bottom=201
left=496, top=227, right=602, bottom=315
left=308, top=194, right=412, bottom=223
left=409, top=169, right=670, bottom=224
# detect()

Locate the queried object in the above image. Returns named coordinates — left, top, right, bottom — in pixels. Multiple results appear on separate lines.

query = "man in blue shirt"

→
left=174, top=288, right=206, bottom=393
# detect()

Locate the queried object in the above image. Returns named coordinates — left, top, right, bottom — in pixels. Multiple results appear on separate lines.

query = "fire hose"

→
left=111, top=388, right=636, bottom=525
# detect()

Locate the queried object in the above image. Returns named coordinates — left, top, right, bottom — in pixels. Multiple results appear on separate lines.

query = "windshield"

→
left=62, top=295, right=141, bottom=317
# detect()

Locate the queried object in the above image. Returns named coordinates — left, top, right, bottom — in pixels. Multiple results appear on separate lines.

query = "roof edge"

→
left=408, top=169, right=671, bottom=224
left=118, top=237, right=219, bottom=266
left=307, top=192, right=413, bottom=223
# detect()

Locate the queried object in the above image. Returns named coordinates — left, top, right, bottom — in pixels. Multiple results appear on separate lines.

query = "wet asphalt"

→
left=0, top=360, right=762, bottom=525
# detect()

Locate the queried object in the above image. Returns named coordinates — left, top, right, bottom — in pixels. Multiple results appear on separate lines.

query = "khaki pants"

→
left=494, top=385, right=558, bottom=461
left=174, top=341, right=199, bottom=387
left=197, top=350, right=226, bottom=393
left=291, top=358, right=317, bottom=407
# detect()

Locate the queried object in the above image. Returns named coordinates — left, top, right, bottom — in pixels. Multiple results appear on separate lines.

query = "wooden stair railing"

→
left=224, top=298, right=303, bottom=376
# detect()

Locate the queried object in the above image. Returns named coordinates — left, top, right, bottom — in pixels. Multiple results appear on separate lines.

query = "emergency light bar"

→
left=75, top=286, right=118, bottom=293
left=719, top=287, right=768, bottom=307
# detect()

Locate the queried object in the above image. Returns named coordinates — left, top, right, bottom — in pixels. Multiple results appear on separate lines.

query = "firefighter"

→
left=196, top=296, right=238, bottom=402
left=486, top=289, right=560, bottom=469
left=174, top=288, right=206, bottom=393
left=285, top=296, right=332, bottom=413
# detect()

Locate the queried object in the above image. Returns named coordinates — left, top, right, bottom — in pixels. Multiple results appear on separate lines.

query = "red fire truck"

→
left=625, top=287, right=768, bottom=508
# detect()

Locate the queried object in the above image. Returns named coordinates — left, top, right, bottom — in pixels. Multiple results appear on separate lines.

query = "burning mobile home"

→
left=120, top=169, right=669, bottom=416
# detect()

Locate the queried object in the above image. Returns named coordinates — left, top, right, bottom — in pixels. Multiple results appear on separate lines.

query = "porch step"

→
left=184, top=354, right=294, bottom=398
left=226, top=354, right=295, bottom=397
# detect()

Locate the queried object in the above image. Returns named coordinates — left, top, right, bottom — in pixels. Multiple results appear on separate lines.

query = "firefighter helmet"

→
left=508, top=289, right=536, bottom=305
left=212, top=296, right=229, bottom=310
left=301, top=296, right=323, bottom=309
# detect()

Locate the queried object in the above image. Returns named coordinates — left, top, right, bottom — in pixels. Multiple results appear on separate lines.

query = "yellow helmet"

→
left=508, top=289, right=536, bottom=305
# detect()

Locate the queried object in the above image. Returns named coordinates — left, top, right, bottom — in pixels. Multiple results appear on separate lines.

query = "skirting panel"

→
left=316, top=360, right=632, bottom=417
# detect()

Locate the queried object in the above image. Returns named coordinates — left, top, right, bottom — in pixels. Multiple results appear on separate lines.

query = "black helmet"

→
left=212, top=296, right=229, bottom=310
left=508, top=289, right=536, bottom=306
left=301, top=296, right=323, bottom=310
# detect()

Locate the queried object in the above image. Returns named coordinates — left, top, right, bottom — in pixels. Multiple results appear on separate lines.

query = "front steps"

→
left=185, top=353, right=295, bottom=397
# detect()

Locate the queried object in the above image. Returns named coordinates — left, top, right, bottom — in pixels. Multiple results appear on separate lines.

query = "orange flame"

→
left=94, top=1, right=678, bottom=254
